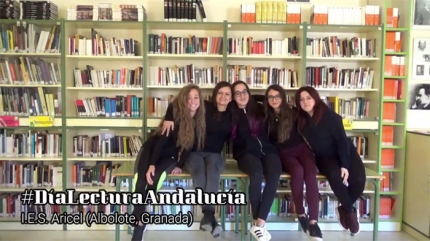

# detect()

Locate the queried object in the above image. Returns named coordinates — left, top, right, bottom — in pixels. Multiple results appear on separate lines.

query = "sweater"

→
left=165, top=101, right=232, bottom=153
left=300, top=108, right=353, bottom=169
left=149, top=124, right=190, bottom=168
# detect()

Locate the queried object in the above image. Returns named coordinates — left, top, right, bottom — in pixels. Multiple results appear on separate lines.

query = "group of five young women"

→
left=130, top=81, right=366, bottom=241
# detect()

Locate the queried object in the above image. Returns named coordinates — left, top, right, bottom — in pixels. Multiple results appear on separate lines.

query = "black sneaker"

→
left=308, top=223, right=323, bottom=241
left=297, top=215, right=309, bottom=234
left=131, top=224, right=146, bottom=241
left=210, top=214, right=223, bottom=238
left=200, top=212, right=212, bottom=231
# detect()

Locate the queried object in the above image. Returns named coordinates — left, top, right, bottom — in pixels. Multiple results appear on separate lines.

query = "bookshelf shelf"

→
left=226, top=55, right=301, bottom=60
left=147, top=54, right=222, bottom=58
left=0, top=53, right=61, bottom=57
left=315, top=88, right=378, bottom=92
left=384, top=52, right=407, bottom=55
left=67, top=157, right=134, bottom=161
left=64, top=20, right=143, bottom=29
left=227, top=22, right=302, bottom=31
left=0, top=84, right=61, bottom=87
left=306, top=57, right=379, bottom=61
left=66, top=87, right=142, bottom=90
left=65, top=55, right=142, bottom=60
left=66, top=118, right=143, bottom=127
left=146, top=21, right=224, bottom=30
left=0, top=157, right=62, bottom=161
left=307, top=24, right=382, bottom=33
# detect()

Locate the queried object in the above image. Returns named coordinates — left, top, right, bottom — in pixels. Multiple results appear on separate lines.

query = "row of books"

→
left=67, top=4, right=147, bottom=22
left=163, top=0, right=206, bottom=22
left=73, top=66, right=143, bottom=88
left=240, top=2, right=380, bottom=26
left=0, top=87, right=61, bottom=117
left=311, top=5, right=380, bottom=26
left=0, top=57, right=61, bottom=85
left=384, top=56, right=406, bottom=77
left=0, top=0, right=58, bottom=20
left=0, top=132, right=62, bottom=158
left=74, top=96, right=143, bottom=118
left=323, top=96, right=370, bottom=120
left=69, top=29, right=139, bottom=56
left=227, top=37, right=299, bottom=56
left=305, top=66, right=375, bottom=90
left=0, top=162, right=62, bottom=188
left=148, top=34, right=222, bottom=55
left=306, top=37, right=377, bottom=58
left=0, top=23, right=61, bottom=53
left=72, top=135, right=142, bottom=158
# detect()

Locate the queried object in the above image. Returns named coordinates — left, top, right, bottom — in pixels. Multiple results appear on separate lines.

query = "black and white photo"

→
left=413, top=38, right=430, bottom=79
left=419, top=40, right=427, bottom=51
left=417, top=65, right=424, bottom=75
left=410, top=84, right=430, bottom=110
left=414, top=0, right=430, bottom=28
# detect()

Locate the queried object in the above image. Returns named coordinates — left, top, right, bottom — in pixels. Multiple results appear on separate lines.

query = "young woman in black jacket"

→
left=295, top=86, right=366, bottom=236
left=261, top=84, right=322, bottom=241
left=131, top=84, right=206, bottom=241
left=230, top=80, right=282, bottom=241
left=160, top=81, right=232, bottom=237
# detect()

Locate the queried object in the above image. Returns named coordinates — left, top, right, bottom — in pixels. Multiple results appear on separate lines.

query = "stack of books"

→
left=0, top=0, right=20, bottom=19
left=114, top=5, right=147, bottom=21
left=20, top=0, right=59, bottom=20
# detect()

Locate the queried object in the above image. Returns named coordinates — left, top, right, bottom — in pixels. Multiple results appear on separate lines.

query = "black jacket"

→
left=232, top=103, right=278, bottom=160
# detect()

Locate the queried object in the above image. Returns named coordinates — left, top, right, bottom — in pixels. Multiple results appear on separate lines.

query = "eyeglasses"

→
left=234, top=90, right=249, bottom=97
left=268, top=95, right=281, bottom=101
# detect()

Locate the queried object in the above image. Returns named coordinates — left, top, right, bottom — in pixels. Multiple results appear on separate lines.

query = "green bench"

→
left=112, top=161, right=383, bottom=241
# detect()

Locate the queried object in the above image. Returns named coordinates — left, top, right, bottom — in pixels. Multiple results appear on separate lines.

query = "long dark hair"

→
left=211, top=81, right=231, bottom=120
left=263, top=84, right=295, bottom=143
left=295, top=86, right=327, bottom=130
left=230, top=81, right=264, bottom=138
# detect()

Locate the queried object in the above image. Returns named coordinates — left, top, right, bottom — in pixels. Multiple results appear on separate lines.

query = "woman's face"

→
left=188, top=88, right=200, bottom=112
left=299, top=91, right=315, bottom=113
left=216, top=86, right=231, bottom=106
left=233, top=84, right=249, bottom=108
left=267, top=89, right=282, bottom=110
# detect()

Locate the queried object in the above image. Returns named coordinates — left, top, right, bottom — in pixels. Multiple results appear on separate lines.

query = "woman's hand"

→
left=161, top=121, right=174, bottom=136
left=146, top=165, right=156, bottom=185
left=171, top=167, right=182, bottom=175
left=340, top=168, right=349, bottom=186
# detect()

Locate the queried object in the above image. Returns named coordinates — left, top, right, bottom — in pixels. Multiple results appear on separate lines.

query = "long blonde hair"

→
left=158, top=84, right=206, bottom=151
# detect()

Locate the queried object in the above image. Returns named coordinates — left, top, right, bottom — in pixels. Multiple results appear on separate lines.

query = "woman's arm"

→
left=161, top=103, right=175, bottom=135
left=177, top=148, right=191, bottom=168
left=327, top=111, right=351, bottom=169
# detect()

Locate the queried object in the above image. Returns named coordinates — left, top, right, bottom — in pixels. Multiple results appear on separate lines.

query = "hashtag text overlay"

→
left=20, top=188, right=247, bottom=206
left=20, top=211, right=193, bottom=227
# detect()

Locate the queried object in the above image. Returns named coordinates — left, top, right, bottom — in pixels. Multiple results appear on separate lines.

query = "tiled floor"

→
left=0, top=230, right=417, bottom=241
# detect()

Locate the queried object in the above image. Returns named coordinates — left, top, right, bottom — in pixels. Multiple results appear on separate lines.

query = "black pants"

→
left=315, top=150, right=366, bottom=214
left=184, top=152, right=226, bottom=214
left=237, top=153, right=282, bottom=221
left=132, top=157, right=176, bottom=221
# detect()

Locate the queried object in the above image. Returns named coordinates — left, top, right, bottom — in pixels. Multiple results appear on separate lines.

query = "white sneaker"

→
left=264, top=226, right=272, bottom=241
left=250, top=225, right=267, bottom=241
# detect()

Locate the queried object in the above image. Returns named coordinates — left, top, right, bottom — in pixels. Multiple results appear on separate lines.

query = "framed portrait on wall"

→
left=409, top=84, right=430, bottom=110
left=412, top=38, right=430, bottom=79
left=413, top=0, right=430, bottom=29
